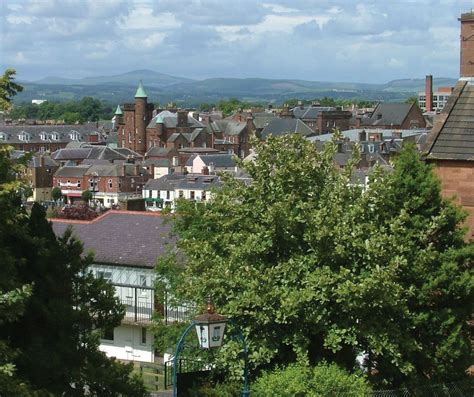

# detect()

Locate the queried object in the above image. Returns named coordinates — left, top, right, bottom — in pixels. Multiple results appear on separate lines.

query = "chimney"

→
left=425, top=75, right=433, bottom=112
left=202, top=166, right=209, bottom=175
left=208, top=162, right=215, bottom=174
left=298, top=100, right=304, bottom=109
left=459, top=11, right=474, bottom=77
left=177, top=109, right=187, bottom=127
left=355, top=116, right=362, bottom=129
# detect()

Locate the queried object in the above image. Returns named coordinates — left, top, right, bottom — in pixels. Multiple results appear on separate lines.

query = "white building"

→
left=142, top=173, right=221, bottom=212
left=52, top=211, right=191, bottom=363
left=185, top=153, right=237, bottom=174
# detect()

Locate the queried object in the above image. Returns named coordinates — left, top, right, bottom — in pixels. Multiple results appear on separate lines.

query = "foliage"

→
left=160, top=135, right=473, bottom=388
left=0, top=69, right=23, bottom=111
left=0, top=146, right=33, bottom=395
left=81, top=189, right=93, bottom=203
left=216, top=98, right=263, bottom=116
left=9, top=96, right=114, bottom=122
left=251, top=362, right=372, bottom=397
left=51, top=186, right=62, bottom=202
left=284, top=97, right=376, bottom=108
left=188, top=380, right=242, bottom=397
left=0, top=145, right=146, bottom=395
left=404, top=96, right=419, bottom=105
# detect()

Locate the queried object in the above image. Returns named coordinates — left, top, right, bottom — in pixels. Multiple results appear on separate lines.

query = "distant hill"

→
left=15, top=70, right=458, bottom=106
left=29, top=69, right=193, bottom=88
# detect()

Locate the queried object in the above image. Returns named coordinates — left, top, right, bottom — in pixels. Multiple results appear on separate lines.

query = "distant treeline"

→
left=201, top=97, right=377, bottom=116
left=9, top=97, right=115, bottom=123
left=9, top=96, right=380, bottom=123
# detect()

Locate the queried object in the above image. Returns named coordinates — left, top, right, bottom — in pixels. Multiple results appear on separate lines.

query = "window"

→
left=118, top=179, right=122, bottom=190
left=202, top=191, right=206, bottom=201
left=96, top=271, right=112, bottom=281
left=0, top=133, right=6, bottom=141
left=368, top=144, right=375, bottom=153
left=51, top=132, right=60, bottom=141
left=141, top=327, right=147, bottom=344
left=57, top=180, right=61, bottom=186
left=89, top=179, right=94, bottom=189
left=108, top=179, right=113, bottom=189
left=102, top=327, right=114, bottom=341
left=179, top=190, right=184, bottom=198
left=77, top=180, right=81, bottom=188
left=190, top=191, right=195, bottom=200
left=166, top=190, right=170, bottom=200
left=67, top=179, right=71, bottom=185
left=69, top=131, right=80, bottom=141
left=148, top=190, right=152, bottom=198
left=140, top=275, right=147, bottom=287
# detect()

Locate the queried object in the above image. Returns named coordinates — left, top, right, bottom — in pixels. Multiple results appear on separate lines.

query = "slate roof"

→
left=51, top=146, right=126, bottom=162
left=51, top=211, right=173, bottom=268
left=198, top=154, right=236, bottom=168
left=54, top=165, right=90, bottom=178
left=260, top=118, right=314, bottom=140
left=292, top=106, right=334, bottom=119
left=144, top=158, right=170, bottom=167
left=0, top=124, right=102, bottom=144
left=145, top=147, right=175, bottom=158
left=365, top=103, right=413, bottom=126
left=28, top=156, right=59, bottom=168
left=425, top=80, right=474, bottom=161
left=144, top=173, right=187, bottom=191
left=147, top=110, right=205, bottom=129
left=176, top=174, right=221, bottom=191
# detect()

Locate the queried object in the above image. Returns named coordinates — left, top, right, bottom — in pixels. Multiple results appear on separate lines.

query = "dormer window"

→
left=51, top=132, right=60, bottom=141
left=18, top=131, right=31, bottom=142
left=40, top=132, right=48, bottom=141
left=0, top=132, right=6, bottom=141
left=69, top=131, right=80, bottom=141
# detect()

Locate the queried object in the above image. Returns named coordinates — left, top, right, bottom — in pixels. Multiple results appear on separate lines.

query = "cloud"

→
left=0, top=0, right=468, bottom=82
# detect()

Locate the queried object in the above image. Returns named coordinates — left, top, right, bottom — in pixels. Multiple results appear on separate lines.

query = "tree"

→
left=0, top=147, right=33, bottom=396
left=0, top=69, right=23, bottom=111
left=0, top=147, right=146, bottom=395
left=51, top=186, right=63, bottom=202
left=81, top=189, right=93, bottom=204
left=404, top=95, right=419, bottom=105
left=159, top=135, right=473, bottom=388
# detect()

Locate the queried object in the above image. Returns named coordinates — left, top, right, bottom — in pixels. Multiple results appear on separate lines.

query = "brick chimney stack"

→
left=459, top=11, right=474, bottom=77
left=425, top=75, right=433, bottom=112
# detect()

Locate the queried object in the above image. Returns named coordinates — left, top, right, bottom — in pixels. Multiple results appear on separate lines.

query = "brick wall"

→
left=432, top=160, right=474, bottom=239
left=459, top=12, right=474, bottom=77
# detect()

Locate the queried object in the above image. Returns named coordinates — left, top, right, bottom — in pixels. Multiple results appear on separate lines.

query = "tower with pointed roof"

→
left=117, top=81, right=154, bottom=154
left=134, top=81, right=148, bottom=154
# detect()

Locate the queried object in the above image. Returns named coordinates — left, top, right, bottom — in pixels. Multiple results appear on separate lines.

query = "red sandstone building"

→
left=424, top=11, right=474, bottom=239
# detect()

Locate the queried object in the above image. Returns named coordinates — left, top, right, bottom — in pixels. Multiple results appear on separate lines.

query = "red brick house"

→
left=424, top=11, right=474, bottom=239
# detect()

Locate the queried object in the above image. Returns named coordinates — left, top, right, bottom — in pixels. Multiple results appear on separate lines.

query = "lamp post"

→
left=172, top=299, right=249, bottom=397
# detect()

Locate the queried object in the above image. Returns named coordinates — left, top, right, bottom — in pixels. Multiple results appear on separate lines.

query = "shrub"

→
left=251, top=362, right=372, bottom=397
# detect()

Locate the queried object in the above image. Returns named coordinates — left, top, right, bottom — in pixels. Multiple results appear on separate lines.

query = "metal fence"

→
left=367, top=381, right=474, bottom=397
left=121, top=297, right=153, bottom=324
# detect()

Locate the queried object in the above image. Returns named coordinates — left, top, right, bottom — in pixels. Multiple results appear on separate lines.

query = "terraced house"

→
left=52, top=211, right=187, bottom=363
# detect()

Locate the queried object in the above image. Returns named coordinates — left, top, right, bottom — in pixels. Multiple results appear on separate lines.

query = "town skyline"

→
left=2, top=0, right=474, bottom=83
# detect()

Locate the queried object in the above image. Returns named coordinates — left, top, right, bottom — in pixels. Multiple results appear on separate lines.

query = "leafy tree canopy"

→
left=9, top=96, right=114, bottom=122
left=159, top=134, right=473, bottom=388
left=0, top=146, right=146, bottom=396
left=0, top=69, right=23, bottom=111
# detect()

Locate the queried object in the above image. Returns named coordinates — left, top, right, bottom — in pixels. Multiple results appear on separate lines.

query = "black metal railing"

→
left=164, top=358, right=208, bottom=390
left=164, top=303, right=196, bottom=324
left=121, top=298, right=154, bottom=323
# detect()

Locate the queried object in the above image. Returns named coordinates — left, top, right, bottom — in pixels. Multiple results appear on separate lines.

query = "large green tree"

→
left=0, top=69, right=24, bottom=111
left=159, top=135, right=473, bottom=388
left=0, top=148, right=146, bottom=396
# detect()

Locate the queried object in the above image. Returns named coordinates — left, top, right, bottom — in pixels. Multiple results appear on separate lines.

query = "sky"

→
left=1, top=0, right=474, bottom=83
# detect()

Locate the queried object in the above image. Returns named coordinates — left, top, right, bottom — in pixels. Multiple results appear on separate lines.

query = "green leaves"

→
left=162, top=136, right=473, bottom=387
